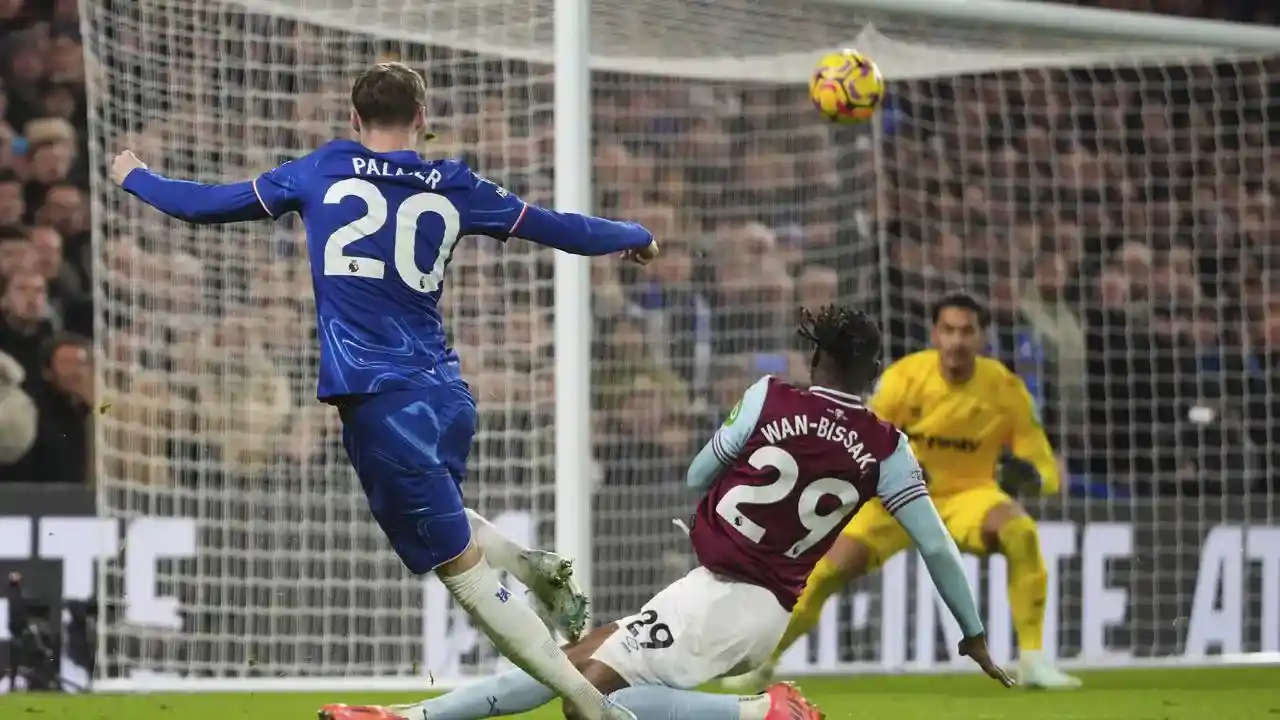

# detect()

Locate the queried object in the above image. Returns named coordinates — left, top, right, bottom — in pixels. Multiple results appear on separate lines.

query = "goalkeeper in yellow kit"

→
left=726, top=292, right=1081, bottom=690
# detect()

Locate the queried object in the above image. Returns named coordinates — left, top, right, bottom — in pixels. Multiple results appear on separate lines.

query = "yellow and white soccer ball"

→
left=809, top=49, right=884, bottom=124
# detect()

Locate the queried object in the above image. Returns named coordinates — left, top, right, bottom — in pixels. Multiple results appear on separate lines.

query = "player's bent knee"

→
left=375, top=470, right=473, bottom=575
left=984, top=500, right=1028, bottom=525
left=565, top=624, right=618, bottom=668
left=398, top=502, right=472, bottom=575
left=561, top=657, right=628, bottom=720
left=578, top=659, right=627, bottom=696
left=982, top=502, right=1030, bottom=552
left=991, top=511, right=1042, bottom=562
left=433, top=541, right=481, bottom=577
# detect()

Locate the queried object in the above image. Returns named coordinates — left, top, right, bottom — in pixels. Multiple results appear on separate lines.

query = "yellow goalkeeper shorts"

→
left=841, top=485, right=1017, bottom=569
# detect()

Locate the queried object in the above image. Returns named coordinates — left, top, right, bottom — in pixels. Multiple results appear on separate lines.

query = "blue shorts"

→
left=338, top=382, right=477, bottom=574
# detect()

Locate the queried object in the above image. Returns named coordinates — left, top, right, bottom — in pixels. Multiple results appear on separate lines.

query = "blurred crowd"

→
left=0, top=0, right=94, bottom=484
left=0, top=0, right=1277, bottom=625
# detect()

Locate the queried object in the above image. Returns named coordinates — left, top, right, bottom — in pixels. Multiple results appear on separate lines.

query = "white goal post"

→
left=81, top=0, right=1280, bottom=692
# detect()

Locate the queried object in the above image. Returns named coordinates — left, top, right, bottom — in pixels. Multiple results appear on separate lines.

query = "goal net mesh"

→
left=84, top=0, right=1278, bottom=684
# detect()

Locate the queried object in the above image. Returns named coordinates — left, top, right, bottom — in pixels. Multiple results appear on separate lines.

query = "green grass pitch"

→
left=3, top=666, right=1278, bottom=719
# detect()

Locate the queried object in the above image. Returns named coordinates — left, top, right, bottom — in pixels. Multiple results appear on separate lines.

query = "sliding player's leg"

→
left=608, top=684, right=819, bottom=720
left=948, top=489, right=1081, bottom=689
left=465, top=508, right=591, bottom=641
left=435, top=547, right=630, bottom=718
left=395, top=666, right=802, bottom=720
left=389, top=627, right=621, bottom=719
left=582, top=568, right=818, bottom=720
left=323, top=386, right=631, bottom=720
left=722, top=501, right=910, bottom=693
left=585, top=568, right=817, bottom=720
left=575, top=648, right=819, bottom=720
left=379, top=573, right=820, bottom=720
left=324, top=676, right=782, bottom=720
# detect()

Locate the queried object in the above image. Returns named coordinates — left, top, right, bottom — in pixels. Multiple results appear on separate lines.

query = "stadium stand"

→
left=0, top=0, right=1275, bottom=675
left=0, top=0, right=93, bottom=484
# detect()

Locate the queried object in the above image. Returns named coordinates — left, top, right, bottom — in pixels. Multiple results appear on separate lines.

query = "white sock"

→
left=465, top=509, right=532, bottom=585
left=440, top=557, right=607, bottom=719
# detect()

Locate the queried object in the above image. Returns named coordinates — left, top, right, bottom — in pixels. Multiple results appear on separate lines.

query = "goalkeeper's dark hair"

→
left=930, top=291, right=990, bottom=328
left=351, top=62, right=428, bottom=129
left=797, top=305, right=882, bottom=392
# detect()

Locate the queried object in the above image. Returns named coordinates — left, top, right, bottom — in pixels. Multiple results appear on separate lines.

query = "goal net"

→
left=83, top=0, right=1280, bottom=690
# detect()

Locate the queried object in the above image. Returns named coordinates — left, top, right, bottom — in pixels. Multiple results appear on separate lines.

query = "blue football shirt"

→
left=251, top=140, right=534, bottom=398
left=121, top=138, right=653, bottom=400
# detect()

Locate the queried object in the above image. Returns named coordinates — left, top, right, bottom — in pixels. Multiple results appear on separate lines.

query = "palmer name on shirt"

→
left=350, top=158, right=443, bottom=188
left=759, top=414, right=878, bottom=470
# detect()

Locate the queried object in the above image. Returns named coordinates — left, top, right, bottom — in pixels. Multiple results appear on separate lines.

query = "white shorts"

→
left=591, top=566, right=791, bottom=689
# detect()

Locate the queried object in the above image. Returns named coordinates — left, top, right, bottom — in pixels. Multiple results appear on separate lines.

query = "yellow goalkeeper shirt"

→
left=869, top=350, right=1060, bottom=497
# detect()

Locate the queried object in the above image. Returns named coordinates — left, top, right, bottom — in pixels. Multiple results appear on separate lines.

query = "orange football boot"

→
left=317, top=704, right=408, bottom=720
left=763, top=682, right=825, bottom=720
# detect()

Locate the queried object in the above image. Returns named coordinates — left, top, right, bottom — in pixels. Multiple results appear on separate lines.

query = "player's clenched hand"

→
left=110, top=150, right=147, bottom=186
left=996, top=452, right=1041, bottom=497
left=622, top=239, right=659, bottom=266
left=958, top=633, right=1015, bottom=688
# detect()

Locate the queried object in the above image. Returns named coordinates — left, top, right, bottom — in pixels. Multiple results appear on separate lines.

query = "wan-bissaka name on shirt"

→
left=760, top=415, right=878, bottom=469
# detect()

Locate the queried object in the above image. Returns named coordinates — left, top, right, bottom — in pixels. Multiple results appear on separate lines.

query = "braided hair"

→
left=797, top=305, right=882, bottom=391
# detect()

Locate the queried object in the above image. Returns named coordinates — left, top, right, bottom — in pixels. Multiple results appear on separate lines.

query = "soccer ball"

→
left=809, top=49, right=884, bottom=124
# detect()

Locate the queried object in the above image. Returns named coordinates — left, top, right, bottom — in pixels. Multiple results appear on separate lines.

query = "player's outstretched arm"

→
left=464, top=172, right=657, bottom=263
left=111, top=150, right=273, bottom=225
left=877, top=434, right=1014, bottom=687
left=514, top=203, right=658, bottom=261
left=685, top=376, right=770, bottom=491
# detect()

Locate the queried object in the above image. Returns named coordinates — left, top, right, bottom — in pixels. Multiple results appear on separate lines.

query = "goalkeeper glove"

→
left=996, top=452, right=1042, bottom=496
